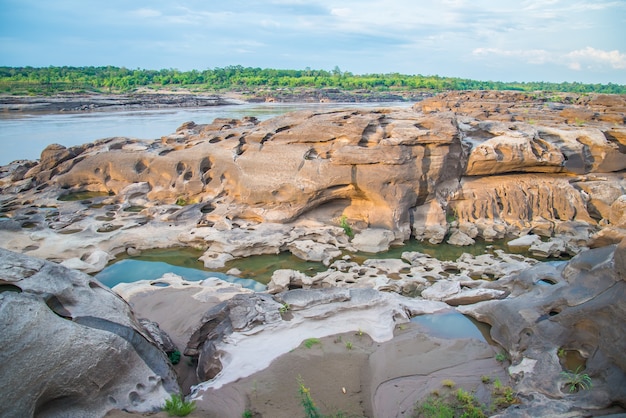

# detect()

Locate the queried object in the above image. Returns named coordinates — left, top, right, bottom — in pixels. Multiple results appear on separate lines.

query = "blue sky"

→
left=1, top=0, right=625, bottom=84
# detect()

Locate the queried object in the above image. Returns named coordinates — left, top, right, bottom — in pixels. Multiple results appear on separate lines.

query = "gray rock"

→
left=0, top=248, right=179, bottom=418
left=352, top=228, right=396, bottom=253
left=278, top=288, right=352, bottom=309
left=458, top=245, right=626, bottom=415
left=421, top=280, right=461, bottom=301
left=447, top=230, right=475, bottom=246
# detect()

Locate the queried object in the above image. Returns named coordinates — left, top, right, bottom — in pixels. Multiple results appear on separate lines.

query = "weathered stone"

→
left=458, top=245, right=626, bottom=416
left=352, top=228, right=396, bottom=253
left=442, top=288, right=507, bottom=306
left=286, top=239, right=342, bottom=265
left=0, top=248, right=179, bottom=417
left=447, top=230, right=475, bottom=246
left=421, top=280, right=461, bottom=301
left=507, top=234, right=542, bottom=250
left=610, top=195, right=626, bottom=227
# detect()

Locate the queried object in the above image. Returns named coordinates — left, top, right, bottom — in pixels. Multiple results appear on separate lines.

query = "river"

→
left=0, top=101, right=410, bottom=165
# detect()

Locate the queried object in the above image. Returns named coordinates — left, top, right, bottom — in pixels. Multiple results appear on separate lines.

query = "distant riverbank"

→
left=0, top=100, right=412, bottom=165
left=0, top=88, right=430, bottom=115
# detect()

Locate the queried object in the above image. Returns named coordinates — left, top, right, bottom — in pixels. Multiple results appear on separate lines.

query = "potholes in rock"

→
left=200, top=203, right=215, bottom=214
left=45, top=295, right=72, bottom=319
left=558, top=348, right=587, bottom=372
left=0, top=284, right=22, bottom=293
left=97, top=223, right=123, bottom=233
left=134, top=160, right=149, bottom=174
left=150, top=281, right=170, bottom=288
left=58, top=191, right=113, bottom=202
left=536, top=307, right=561, bottom=322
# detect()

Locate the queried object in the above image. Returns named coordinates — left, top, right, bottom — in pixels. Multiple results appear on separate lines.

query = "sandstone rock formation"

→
left=0, top=248, right=180, bottom=417
left=1, top=91, right=624, bottom=271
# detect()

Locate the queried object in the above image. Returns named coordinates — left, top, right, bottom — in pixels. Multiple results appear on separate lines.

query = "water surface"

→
left=0, top=101, right=410, bottom=165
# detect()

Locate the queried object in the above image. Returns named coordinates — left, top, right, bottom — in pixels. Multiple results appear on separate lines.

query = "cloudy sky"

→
left=1, top=0, right=625, bottom=84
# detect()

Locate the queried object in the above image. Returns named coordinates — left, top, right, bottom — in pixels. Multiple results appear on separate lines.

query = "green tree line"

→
left=1, top=65, right=624, bottom=95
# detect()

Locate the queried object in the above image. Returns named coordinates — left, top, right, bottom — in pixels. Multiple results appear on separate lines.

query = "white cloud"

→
left=473, top=46, right=626, bottom=71
left=565, top=47, right=626, bottom=70
left=330, top=8, right=351, bottom=17
left=472, top=48, right=552, bottom=65
left=130, top=8, right=162, bottom=18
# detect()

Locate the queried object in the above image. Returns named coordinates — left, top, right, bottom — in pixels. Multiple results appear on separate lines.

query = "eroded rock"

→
left=0, top=249, right=179, bottom=417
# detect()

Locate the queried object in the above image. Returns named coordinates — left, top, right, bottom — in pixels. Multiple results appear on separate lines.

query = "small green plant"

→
left=339, top=215, right=354, bottom=238
left=415, top=389, right=485, bottom=418
left=495, top=352, right=508, bottom=363
left=441, top=379, right=456, bottom=388
left=574, top=118, right=585, bottom=127
left=356, top=328, right=364, bottom=337
left=481, top=375, right=491, bottom=384
left=492, top=384, right=518, bottom=409
left=279, top=302, right=290, bottom=314
left=175, top=197, right=188, bottom=206
left=493, top=378, right=502, bottom=390
left=303, top=338, right=321, bottom=349
left=168, top=350, right=181, bottom=365
left=298, top=377, right=323, bottom=418
left=345, top=341, right=353, bottom=350
left=242, top=410, right=253, bottom=418
left=415, top=396, right=455, bottom=418
left=445, top=209, right=457, bottom=224
left=557, top=347, right=566, bottom=358
left=561, top=366, right=592, bottom=393
left=163, top=394, right=196, bottom=417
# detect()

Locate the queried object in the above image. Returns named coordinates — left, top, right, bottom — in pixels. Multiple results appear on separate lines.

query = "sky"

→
left=0, top=0, right=625, bottom=84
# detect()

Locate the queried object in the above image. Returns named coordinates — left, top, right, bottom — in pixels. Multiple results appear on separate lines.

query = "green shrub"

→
left=495, top=352, right=507, bottom=363
left=303, top=338, right=321, bottom=349
left=561, top=366, right=592, bottom=393
left=298, top=377, right=323, bottom=418
left=163, top=394, right=196, bottom=417
left=168, top=350, right=181, bottom=365
left=339, top=215, right=354, bottom=238
left=415, top=396, right=455, bottom=418
left=441, top=379, right=455, bottom=388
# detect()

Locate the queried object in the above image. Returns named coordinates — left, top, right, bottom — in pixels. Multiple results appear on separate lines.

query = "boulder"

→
left=442, top=288, right=507, bottom=306
left=421, top=280, right=461, bottom=301
left=610, top=195, right=626, bottom=227
left=286, top=239, right=342, bottom=265
left=507, top=234, right=542, bottom=250
left=267, top=269, right=311, bottom=294
left=447, top=230, right=475, bottom=246
left=0, top=248, right=179, bottom=417
left=352, top=228, right=396, bottom=253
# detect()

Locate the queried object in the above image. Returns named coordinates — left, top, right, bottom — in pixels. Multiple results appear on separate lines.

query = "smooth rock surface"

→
left=0, top=249, right=179, bottom=418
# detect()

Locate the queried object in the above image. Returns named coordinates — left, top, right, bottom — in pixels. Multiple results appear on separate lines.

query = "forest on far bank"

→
left=1, top=65, right=625, bottom=95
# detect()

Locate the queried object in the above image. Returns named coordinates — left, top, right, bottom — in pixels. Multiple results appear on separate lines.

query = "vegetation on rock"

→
left=561, top=366, right=593, bottom=393
left=163, top=394, right=196, bottom=417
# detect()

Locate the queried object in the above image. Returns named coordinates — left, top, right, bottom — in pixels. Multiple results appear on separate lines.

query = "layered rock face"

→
left=0, top=91, right=624, bottom=267
left=0, top=248, right=179, bottom=417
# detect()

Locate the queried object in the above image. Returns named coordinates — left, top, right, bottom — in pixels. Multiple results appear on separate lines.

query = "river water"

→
left=0, top=101, right=410, bottom=165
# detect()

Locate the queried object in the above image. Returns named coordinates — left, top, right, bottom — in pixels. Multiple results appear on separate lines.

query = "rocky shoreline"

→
left=0, top=88, right=429, bottom=114
left=1, top=90, right=625, bottom=417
